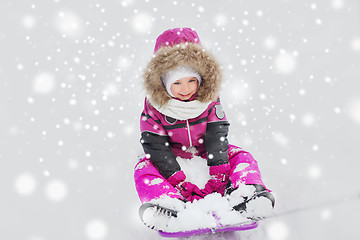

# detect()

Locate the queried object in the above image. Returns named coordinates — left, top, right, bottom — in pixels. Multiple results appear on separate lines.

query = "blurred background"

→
left=1, top=0, right=360, bottom=239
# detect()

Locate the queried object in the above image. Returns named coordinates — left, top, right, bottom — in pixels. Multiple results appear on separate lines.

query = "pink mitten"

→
left=168, top=170, right=186, bottom=187
left=179, top=182, right=205, bottom=202
left=202, top=164, right=231, bottom=196
left=168, top=171, right=205, bottom=202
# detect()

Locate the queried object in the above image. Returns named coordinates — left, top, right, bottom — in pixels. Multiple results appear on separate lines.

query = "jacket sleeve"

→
left=140, top=100, right=181, bottom=179
left=204, top=98, right=230, bottom=167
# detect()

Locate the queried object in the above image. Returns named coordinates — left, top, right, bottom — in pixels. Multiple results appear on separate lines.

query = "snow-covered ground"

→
left=1, top=0, right=360, bottom=239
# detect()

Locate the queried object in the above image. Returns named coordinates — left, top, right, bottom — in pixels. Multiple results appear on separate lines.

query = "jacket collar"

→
left=148, top=97, right=211, bottom=121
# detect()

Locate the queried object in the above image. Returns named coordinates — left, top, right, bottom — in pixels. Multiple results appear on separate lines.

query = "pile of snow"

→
left=227, top=184, right=256, bottom=207
left=176, top=155, right=211, bottom=189
left=246, top=197, right=274, bottom=218
left=143, top=186, right=273, bottom=233
left=143, top=193, right=248, bottom=232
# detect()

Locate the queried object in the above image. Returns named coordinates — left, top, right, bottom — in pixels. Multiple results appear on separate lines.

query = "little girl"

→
left=134, top=27, right=274, bottom=228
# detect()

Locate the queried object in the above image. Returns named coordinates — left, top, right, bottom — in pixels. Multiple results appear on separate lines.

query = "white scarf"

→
left=148, top=98, right=211, bottom=121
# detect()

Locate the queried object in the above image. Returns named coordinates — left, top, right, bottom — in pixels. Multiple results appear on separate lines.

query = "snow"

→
left=264, top=36, right=277, bottom=50
left=144, top=193, right=253, bottom=232
left=274, top=50, right=297, bottom=74
left=177, top=156, right=210, bottom=189
left=320, top=208, right=332, bottom=220
left=233, top=163, right=250, bottom=173
left=132, top=12, right=153, bottom=34
left=84, top=219, right=108, bottom=240
left=227, top=185, right=256, bottom=208
left=1, top=0, right=360, bottom=239
left=55, top=10, right=84, bottom=38
left=272, top=131, right=289, bottom=147
left=331, top=0, right=345, bottom=10
left=351, top=37, right=360, bottom=51
left=142, top=183, right=274, bottom=233
left=307, top=165, right=322, bottom=179
left=45, top=179, right=68, bottom=202
left=214, top=14, right=228, bottom=27
left=346, top=97, right=360, bottom=125
left=32, top=72, right=56, bottom=94
left=265, top=221, right=289, bottom=240
left=245, top=197, right=273, bottom=218
left=14, top=173, right=37, bottom=196
left=22, top=15, right=37, bottom=29
left=149, top=178, right=163, bottom=186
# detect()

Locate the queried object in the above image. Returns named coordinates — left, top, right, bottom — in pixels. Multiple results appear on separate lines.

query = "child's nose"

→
left=182, top=83, right=190, bottom=92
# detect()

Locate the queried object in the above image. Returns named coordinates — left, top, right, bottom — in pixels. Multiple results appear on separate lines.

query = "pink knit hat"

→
left=154, top=27, right=201, bottom=53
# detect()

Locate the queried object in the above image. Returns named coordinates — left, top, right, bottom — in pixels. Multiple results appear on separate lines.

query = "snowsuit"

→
left=134, top=28, right=266, bottom=204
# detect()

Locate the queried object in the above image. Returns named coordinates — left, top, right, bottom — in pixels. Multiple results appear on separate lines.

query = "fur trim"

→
left=143, top=43, right=222, bottom=106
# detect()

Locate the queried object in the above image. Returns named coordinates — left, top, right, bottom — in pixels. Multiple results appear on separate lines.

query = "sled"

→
left=158, top=220, right=258, bottom=238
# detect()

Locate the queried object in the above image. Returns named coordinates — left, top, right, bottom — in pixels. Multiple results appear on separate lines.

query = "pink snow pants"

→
left=134, top=145, right=266, bottom=203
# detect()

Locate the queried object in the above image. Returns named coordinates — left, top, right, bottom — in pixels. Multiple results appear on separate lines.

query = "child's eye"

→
left=174, top=82, right=181, bottom=85
left=189, top=79, right=196, bottom=83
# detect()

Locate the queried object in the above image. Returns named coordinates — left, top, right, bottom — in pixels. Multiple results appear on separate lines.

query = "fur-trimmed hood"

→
left=143, top=42, right=222, bottom=106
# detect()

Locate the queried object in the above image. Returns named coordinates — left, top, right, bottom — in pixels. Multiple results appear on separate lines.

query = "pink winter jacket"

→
left=140, top=97, right=230, bottom=179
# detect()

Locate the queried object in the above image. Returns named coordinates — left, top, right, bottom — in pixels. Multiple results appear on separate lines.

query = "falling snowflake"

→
left=85, top=219, right=108, bottom=240
left=14, top=173, right=37, bottom=196
left=274, top=50, right=297, bottom=74
left=54, top=10, right=83, bottom=37
left=22, top=14, right=36, bottom=29
left=32, top=72, right=56, bottom=94
left=132, top=12, right=153, bottom=34
left=266, top=221, right=289, bottom=240
left=45, top=179, right=68, bottom=202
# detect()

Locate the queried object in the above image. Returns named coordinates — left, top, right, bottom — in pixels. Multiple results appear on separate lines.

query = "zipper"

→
left=186, top=120, right=193, bottom=147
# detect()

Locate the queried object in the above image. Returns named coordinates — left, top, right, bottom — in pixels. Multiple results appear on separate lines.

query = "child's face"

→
left=170, top=76, right=199, bottom=101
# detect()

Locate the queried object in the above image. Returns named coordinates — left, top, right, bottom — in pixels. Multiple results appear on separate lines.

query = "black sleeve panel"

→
left=140, top=131, right=180, bottom=179
left=204, top=121, right=230, bottom=166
